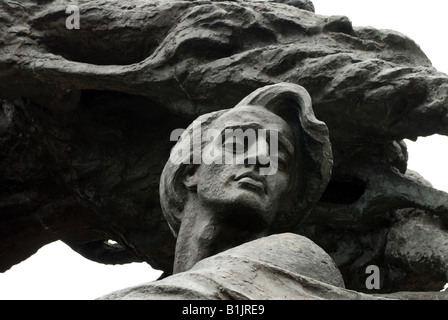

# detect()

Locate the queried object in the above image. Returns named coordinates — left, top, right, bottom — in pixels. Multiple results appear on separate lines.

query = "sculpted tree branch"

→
left=1, top=0, right=448, bottom=294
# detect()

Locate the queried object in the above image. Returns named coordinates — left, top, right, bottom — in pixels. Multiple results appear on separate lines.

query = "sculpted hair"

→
left=160, top=83, right=333, bottom=237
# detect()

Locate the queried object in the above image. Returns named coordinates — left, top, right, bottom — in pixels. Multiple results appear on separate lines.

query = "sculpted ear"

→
left=183, top=165, right=199, bottom=191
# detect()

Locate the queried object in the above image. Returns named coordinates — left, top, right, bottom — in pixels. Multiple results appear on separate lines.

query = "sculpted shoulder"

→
left=98, top=233, right=383, bottom=300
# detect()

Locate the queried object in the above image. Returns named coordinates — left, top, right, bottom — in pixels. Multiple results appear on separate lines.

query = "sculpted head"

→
left=160, top=83, right=333, bottom=272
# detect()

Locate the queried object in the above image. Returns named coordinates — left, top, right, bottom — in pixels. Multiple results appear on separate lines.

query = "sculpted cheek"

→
left=269, top=174, right=290, bottom=196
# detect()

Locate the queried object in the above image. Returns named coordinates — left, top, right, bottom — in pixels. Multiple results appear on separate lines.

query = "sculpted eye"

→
left=223, top=138, right=246, bottom=154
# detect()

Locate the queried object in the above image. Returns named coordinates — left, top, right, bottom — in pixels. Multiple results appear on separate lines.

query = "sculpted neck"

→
left=173, top=198, right=268, bottom=274
left=173, top=199, right=223, bottom=274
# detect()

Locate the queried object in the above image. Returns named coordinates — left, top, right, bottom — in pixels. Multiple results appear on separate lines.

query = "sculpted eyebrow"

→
left=221, top=123, right=263, bottom=134
left=220, top=125, right=294, bottom=156
left=219, top=124, right=261, bottom=142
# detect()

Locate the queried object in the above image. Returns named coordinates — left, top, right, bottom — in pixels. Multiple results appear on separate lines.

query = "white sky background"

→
left=0, top=0, right=447, bottom=300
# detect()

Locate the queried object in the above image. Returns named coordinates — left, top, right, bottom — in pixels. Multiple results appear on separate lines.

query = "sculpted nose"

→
left=245, top=138, right=270, bottom=168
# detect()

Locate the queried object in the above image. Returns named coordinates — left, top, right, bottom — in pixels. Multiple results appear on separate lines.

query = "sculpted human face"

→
left=184, top=106, right=295, bottom=230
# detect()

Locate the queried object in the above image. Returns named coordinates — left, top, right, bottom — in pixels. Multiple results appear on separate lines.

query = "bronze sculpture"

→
left=160, top=82, right=332, bottom=273
left=100, top=83, right=366, bottom=299
left=2, top=0, right=448, bottom=298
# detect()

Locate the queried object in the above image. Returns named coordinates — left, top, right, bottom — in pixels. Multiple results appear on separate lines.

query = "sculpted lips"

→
left=234, top=172, right=267, bottom=194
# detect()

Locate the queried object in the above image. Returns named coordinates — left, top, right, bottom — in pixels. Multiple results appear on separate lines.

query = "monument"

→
left=1, top=0, right=448, bottom=299
left=100, top=83, right=375, bottom=299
